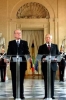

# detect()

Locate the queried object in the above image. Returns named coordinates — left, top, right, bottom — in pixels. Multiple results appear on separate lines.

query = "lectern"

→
left=12, top=55, right=22, bottom=99
left=12, top=54, right=30, bottom=99
left=36, top=54, right=61, bottom=100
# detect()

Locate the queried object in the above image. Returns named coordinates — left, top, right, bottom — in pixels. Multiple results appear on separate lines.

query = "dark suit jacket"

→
left=38, top=43, right=60, bottom=72
left=7, top=40, right=30, bottom=71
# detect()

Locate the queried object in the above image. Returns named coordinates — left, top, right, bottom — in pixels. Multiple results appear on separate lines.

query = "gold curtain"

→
left=22, top=30, right=44, bottom=75
left=22, top=30, right=44, bottom=57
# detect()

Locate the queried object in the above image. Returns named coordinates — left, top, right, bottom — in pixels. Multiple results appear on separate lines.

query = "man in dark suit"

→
left=38, top=33, right=59, bottom=99
left=5, top=29, right=30, bottom=100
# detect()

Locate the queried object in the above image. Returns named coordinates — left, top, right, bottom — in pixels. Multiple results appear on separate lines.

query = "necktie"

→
left=48, top=44, right=50, bottom=50
left=17, top=41, right=19, bottom=47
left=17, top=41, right=19, bottom=55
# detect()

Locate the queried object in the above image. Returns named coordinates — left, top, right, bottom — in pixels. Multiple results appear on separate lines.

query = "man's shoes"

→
left=14, top=96, right=25, bottom=100
left=52, top=97, right=55, bottom=99
left=43, top=96, right=55, bottom=99
left=21, top=96, right=25, bottom=99
left=14, top=98, right=21, bottom=100
left=43, top=97, right=47, bottom=99
left=59, top=79, right=64, bottom=82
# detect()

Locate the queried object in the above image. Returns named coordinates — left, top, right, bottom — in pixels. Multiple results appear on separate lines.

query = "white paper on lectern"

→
left=45, top=55, right=62, bottom=62
left=36, top=54, right=62, bottom=62
left=45, top=56, right=55, bottom=61
left=12, top=57, right=22, bottom=62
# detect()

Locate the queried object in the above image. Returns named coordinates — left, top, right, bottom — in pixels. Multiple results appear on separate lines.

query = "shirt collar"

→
left=46, top=43, right=51, bottom=47
left=16, top=39, right=20, bottom=43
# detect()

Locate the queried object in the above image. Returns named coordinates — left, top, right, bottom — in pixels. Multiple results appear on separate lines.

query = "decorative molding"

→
left=16, top=2, right=50, bottom=19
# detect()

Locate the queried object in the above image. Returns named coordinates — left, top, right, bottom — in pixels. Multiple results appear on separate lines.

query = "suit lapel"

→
left=45, top=44, right=47, bottom=49
left=13, top=40, right=17, bottom=47
left=14, top=40, right=18, bottom=52
left=45, top=43, right=49, bottom=51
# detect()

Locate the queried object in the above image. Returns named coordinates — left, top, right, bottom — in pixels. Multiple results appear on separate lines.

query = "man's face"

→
left=14, top=30, right=22, bottom=40
left=45, top=34, right=52, bottom=43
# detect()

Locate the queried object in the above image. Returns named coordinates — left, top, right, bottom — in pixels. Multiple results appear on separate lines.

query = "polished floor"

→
left=0, top=78, right=66, bottom=100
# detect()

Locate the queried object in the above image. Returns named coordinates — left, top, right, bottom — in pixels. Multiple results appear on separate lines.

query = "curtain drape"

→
left=22, top=30, right=44, bottom=75
left=22, top=30, right=44, bottom=57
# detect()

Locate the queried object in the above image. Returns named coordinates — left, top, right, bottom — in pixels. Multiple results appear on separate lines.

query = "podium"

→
left=36, top=54, right=61, bottom=100
left=12, top=55, right=22, bottom=99
left=12, top=54, right=30, bottom=99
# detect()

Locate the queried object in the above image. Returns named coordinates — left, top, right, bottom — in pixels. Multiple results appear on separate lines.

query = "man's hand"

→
left=28, top=57, right=32, bottom=62
left=42, top=58, right=46, bottom=62
left=4, top=58, right=9, bottom=63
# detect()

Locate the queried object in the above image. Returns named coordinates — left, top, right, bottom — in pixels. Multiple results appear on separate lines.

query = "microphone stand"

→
left=47, top=54, right=52, bottom=100
left=16, top=53, right=21, bottom=99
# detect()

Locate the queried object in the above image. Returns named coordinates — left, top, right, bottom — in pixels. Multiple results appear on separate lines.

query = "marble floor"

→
left=0, top=79, right=66, bottom=100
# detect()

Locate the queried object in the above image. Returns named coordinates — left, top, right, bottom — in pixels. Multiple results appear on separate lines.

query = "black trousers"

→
left=42, top=69, right=56, bottom=98
left=11, top=67, right=25, bottom=98
left=59, top=66, right=65, bottom=81
left=0, top=66, right=6, bottom=82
